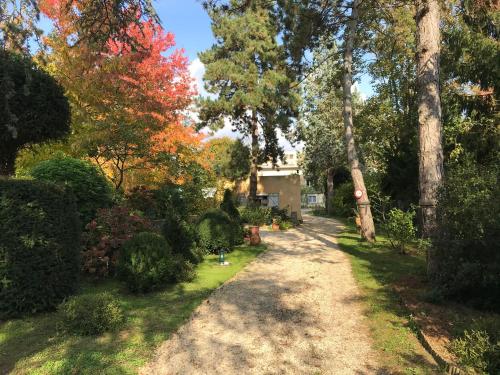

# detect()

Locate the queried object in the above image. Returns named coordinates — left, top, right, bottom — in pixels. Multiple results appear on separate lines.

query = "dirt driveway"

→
left=142, top=214, right=380, bottom=374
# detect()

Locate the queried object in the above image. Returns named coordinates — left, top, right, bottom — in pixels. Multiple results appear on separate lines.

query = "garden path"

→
left=142, top=213, right=380, bottom=374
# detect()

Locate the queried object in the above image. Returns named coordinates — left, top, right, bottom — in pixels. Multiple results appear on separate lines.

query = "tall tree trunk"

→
left=0, top=146, right=17, bottom=177
left=249, top=110, right=259, bottom=204
left=416, top=0, right=444, bottom=276
left=342, top=0, right=376, bottom=242
left=326, top=167, right=335, bottom=215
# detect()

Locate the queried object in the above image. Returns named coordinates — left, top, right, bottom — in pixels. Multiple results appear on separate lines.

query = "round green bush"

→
left=0, top=179, right=80, bottom=318
left=31, top=155, right=113, bottom=226
left=197, top=209, right=235, bottom=254
left=382, top=208, right=416, bottom=254
left=58, top=292, right=124, bottom=336
left=117, top=232, right=178, bottom=293
left=162, top=218, right=201, bottom=264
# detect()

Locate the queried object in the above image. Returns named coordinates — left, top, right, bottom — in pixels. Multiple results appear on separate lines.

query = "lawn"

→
left=0, top=244, right=266, bottom=374
left=336, top=222, right=441, bottom=374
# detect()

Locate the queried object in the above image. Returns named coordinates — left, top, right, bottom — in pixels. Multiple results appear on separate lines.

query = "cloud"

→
left=352, top=82, right=367, bottom=101
left=189, top=58, right=208, bottom=97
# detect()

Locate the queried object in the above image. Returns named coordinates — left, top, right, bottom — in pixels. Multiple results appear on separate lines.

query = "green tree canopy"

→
left=207, top=137, right=250, bottom=181
left=0, top=50, right=70, bottom=176
left=199, top=0, right=300, bottom=200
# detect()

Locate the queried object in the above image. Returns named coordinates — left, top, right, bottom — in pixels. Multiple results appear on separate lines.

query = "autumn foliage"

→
left=41, top=1, right=203, bottom=189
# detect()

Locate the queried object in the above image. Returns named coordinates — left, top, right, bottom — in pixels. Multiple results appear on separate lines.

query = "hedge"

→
left=31, top=156, right=113, bottom=226
left=0, top=179, right=80, bottom=318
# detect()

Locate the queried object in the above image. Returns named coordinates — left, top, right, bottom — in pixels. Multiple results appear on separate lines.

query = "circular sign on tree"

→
left=354, top=189, right=363, bottom=200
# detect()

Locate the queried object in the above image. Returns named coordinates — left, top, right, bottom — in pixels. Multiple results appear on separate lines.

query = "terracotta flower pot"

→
left=272, top=223, right=280, bottom=231
left=250, top=225, right=260, bottom=235
left=250, top=234, right=261, bottom=245
left=249, top=225, right=261, bottom=245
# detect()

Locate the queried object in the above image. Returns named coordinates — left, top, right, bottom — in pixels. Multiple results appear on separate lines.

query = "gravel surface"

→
left=142, top=214, right=380, bottom=374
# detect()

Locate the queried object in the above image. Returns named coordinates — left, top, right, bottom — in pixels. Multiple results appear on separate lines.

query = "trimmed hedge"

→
left=197, top=209, right=236, bottom=254
left=220, top=189, right=240, bottom=222
left=162, top=218, right=202, bottom=264
left=31, top=156, right=113, bottom=226
left=58, top=292, right=124, bottom=336
left=118, top=232, right=182, bottom=293
left=0, top=179, right=80, bottom=318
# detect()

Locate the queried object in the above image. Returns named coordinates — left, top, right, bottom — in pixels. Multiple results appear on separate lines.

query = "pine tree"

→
left=277, top=0, right=376, bottom=240
left=199, top=0, right=300, bottom=203
left=415, top=0, right=443, bottom=273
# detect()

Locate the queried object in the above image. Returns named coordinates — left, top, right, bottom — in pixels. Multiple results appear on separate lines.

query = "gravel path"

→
left=142, top=214, right=380, bottom=374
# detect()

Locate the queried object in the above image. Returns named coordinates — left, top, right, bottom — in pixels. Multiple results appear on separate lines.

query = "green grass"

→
left=336, top=222, right=441, bottom=374
left=0, top=244, right=266, bottom=374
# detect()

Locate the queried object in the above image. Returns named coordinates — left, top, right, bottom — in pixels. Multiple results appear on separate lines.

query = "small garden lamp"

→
left=219, top=248, right=226, bottom=265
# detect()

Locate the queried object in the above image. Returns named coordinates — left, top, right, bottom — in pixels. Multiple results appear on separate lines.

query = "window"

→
left=268, top=193, right=279, bottom=207
left=308, top=195, right=317, bottom=204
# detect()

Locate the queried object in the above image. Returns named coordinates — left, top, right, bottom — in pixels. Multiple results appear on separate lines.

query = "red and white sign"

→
left=354, top=189, right=363, bottom=200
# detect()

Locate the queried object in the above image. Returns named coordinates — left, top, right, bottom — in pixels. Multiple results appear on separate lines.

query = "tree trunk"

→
left=326, top=167, right=335, bottom=215
left=0, top=147, right=17, bottom=177
left=416, top=0, right=444, bottom=276
left=342, top=0, right=376, bottom=242
left=249, top=110, right=259, bottom=204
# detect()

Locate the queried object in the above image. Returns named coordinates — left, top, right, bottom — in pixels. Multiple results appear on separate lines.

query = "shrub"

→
left=30, top=155, right=113, bottom=225
left=58, top=292, right=124, bottom=336
left=449, top=329, right=499, bottom=374
left=239, top=206, right=269, bottom=226
left=197, top=209, right=236, bottom=254
left=162, top=217, right=201, bottom=264
left=0, top=179, right=80, bottom=318
left=220, top=190, right=244, bottom=245
left=173, top=258, right=197, bottom=283
left=329, top=182, right=356, bottom=217
left=125, top=185, right=159, bottom=218
left=270, top=207, right=290, bottom=222
left=220, top=189, right=240, bottom=222
left=118, top=232, right=180, bottom=293
left=432, top=160, right=500, bottom=309
left=279, top=220, right=294, bottom=230
left=82, top=206, right=152, bottom=278
left=382, top=208, right=416, bottom=254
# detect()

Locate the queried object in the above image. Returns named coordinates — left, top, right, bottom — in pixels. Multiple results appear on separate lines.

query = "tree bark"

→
left=342, top=0, right=376, bottom=242
left=326, top=167, right=335, bottom=215
left=249, top=110, right=259, bottom=204
left=0, top=146, right=17, bottom=177
left=416, top=0, right=444, bottom=275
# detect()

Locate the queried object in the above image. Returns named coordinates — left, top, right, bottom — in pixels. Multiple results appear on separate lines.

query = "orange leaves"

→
left=43, top=4, right=204, bottom=187
left=150, top=120, right=203, bottom=155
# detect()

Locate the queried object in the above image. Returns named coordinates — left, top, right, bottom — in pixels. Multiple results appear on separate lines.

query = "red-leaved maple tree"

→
left=40, top=1, right=203, bottom=189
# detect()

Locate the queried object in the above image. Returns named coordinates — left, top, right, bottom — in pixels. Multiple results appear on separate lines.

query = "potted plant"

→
left=272, top=216, right=281, bottom=231
left=245, top=207, right=265, bottom=245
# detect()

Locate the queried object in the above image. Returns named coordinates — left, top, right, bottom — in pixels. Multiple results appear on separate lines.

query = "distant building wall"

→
left=301, top=193, right=325, bottom=208
left=236, top=174, right=302, bottom=220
